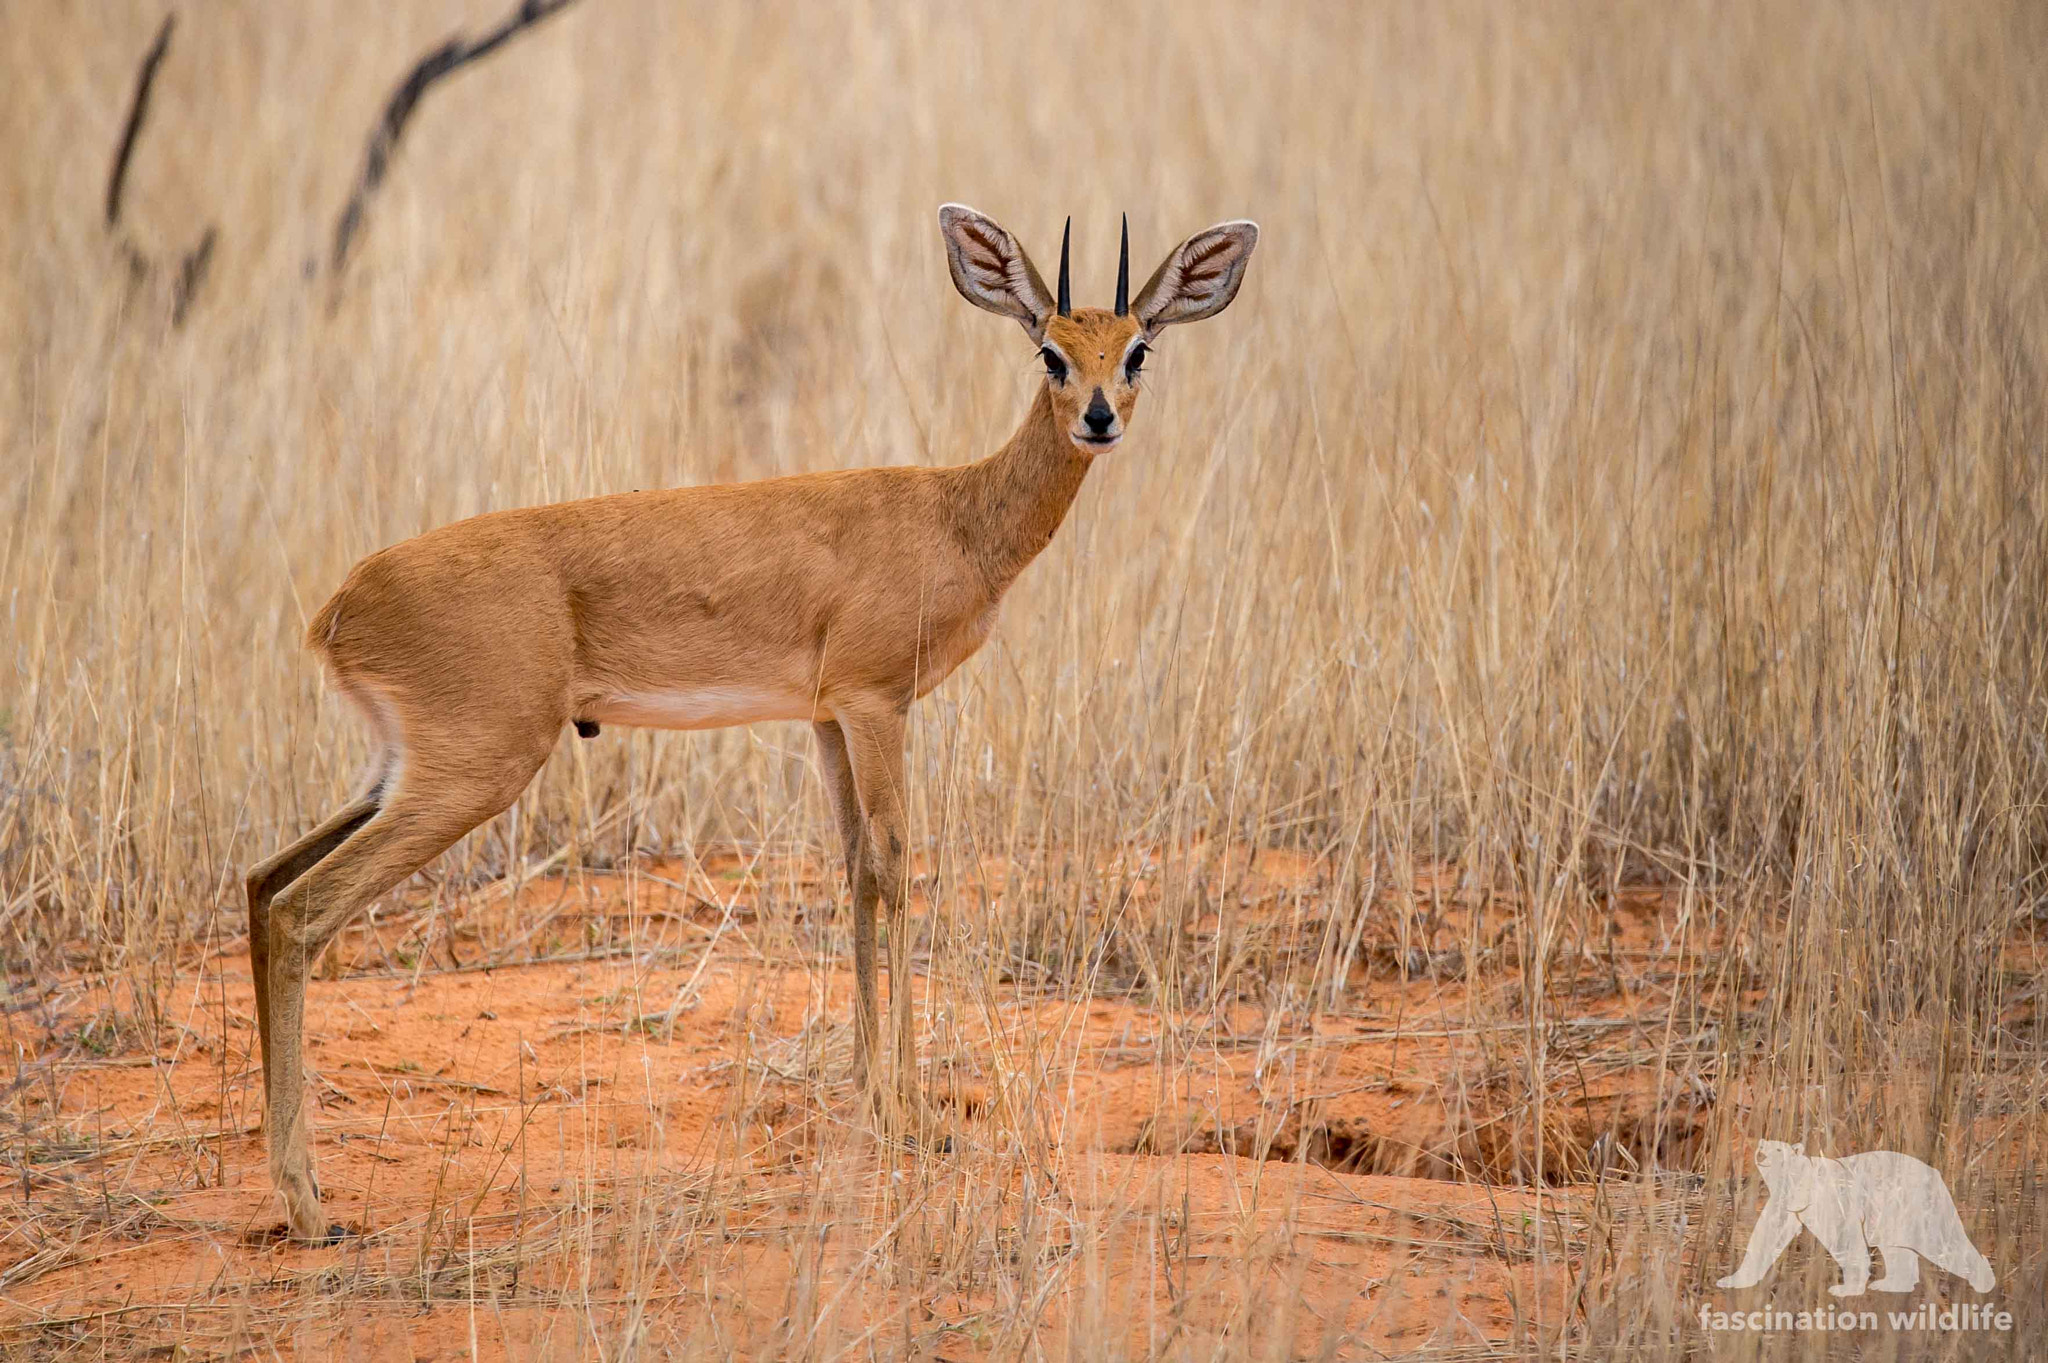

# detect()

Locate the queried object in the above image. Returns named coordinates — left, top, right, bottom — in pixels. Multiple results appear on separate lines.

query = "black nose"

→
left=1084, top=390, right=1115, bottom=434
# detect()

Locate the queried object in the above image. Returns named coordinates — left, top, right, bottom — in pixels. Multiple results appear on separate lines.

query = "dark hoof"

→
left=573, top=719, right=600, bottom=738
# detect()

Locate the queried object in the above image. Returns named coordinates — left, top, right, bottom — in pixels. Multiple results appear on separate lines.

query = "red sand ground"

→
left=1, top=851, right=1733, bottom=1358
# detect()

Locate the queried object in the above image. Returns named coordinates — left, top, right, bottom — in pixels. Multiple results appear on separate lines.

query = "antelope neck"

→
left=953, top=381, right=1096, bottom=595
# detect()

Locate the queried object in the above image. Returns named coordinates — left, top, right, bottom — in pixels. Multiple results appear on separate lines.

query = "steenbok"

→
left=245, top=205, right=1258, bottom=1239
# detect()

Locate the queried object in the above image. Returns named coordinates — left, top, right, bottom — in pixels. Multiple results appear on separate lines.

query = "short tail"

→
left=304, top=590, right=346, bottom=654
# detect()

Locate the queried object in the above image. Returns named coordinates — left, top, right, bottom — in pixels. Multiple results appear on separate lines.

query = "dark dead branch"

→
left=327, top=0, right=583, bottom=283
left=105, top=13, right=217, bottom=329
left=106, top=14, right=176, bottom=230
left=171, top=227, right=217, bottom=328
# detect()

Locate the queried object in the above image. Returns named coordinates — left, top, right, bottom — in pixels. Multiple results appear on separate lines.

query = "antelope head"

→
left=938, top=205, right=1259, bottom=454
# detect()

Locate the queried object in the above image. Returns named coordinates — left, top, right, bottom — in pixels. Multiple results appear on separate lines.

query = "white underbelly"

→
left=591, top=685, right=816, bottom=731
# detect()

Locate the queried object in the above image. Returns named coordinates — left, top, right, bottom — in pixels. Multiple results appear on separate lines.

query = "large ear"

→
left=1129, top=220, right=1259, bottom=336
left=938, top=204, right=1056, bottom=341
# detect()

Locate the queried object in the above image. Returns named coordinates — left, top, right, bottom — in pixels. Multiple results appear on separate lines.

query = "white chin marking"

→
left=592, top=685, right=814, bottom=731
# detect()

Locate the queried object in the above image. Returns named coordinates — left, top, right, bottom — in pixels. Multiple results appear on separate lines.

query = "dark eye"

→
left=1040, top=347, right=1068, bottom=384
left=1124, top=343, right=1149, bottom=382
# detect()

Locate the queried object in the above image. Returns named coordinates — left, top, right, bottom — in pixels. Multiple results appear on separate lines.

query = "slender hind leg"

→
left=243, top=792, right=382, bottom=1104
left=264, top=765, right=541, bottom=1241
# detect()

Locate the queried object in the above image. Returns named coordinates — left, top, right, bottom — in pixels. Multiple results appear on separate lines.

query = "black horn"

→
left=1057, top=216, right=1072, bottom=317
left=1115, top=213, right=1130, bottom=316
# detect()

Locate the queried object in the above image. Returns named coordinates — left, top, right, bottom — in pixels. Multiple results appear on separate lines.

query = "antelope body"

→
left=245, top=205, right=1257, bottom=1240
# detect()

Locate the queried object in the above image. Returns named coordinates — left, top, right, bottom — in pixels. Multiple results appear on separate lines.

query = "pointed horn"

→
left=1057, top=216, right=1072, bottom=317
left=1115, top=213, right=1130, bottom=316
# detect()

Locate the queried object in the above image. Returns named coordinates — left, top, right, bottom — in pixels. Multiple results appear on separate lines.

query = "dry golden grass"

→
left=4, top=0, right=2048, bottom=1357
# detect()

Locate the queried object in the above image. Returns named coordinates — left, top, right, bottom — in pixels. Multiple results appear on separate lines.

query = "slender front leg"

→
left=812, top=721, right=874, bottom=1087
left=887, top=872, right=918, bottom=1131
left=830, top=701, right=914, bottom=1131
